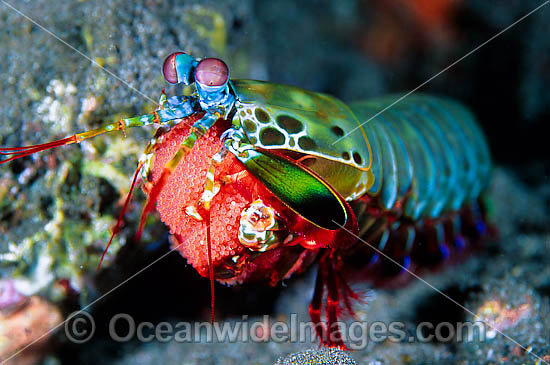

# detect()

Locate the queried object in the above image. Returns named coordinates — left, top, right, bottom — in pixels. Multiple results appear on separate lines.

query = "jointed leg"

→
left=0, top=89, right=196, bottom=165
left=135, top=112, right=220, bottom=241
left=132, top=116, right=225, bottom=324
left=97, top=126, right=171, bottom=268
left=199, top=147, right=229, bottom=209
left=0, top=113, right=164, bottom=165
left=97, top=160, right=143, bottom=269
left=309, top=262, right=327, bottom=344
left=309, top=249, right=361, bottom=349
left=183, top=146, right=228, bottom=221
left=324, top=254, right=346, bottom=348
left=198, top=146, right=230, bottom=324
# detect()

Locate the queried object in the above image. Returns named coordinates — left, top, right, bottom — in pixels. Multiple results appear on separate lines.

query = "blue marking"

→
left=454, top=235, right=465, bottom=250
left=167, top=95, right=185, bottom=107
left=439, top=243, right=450, bottom=260
left=369, top=253, right=379, bottom=264
left=401, top=256, right=411, bottom=272
left=158, top=100, right=195, bottom=120
left=475, top=221, right=486, bottom=235
left=174, top=53, right=198, bottom=84
left=197, top=83, right=232, bottom=109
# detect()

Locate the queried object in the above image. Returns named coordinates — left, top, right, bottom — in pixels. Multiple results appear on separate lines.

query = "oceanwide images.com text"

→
left=65, top=311, right=489, bottom=350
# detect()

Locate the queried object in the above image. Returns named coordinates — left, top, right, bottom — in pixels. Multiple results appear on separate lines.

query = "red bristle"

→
left=97, top=161, right=143, bottom=269
left=135, top=167, right=170, bottom=242
left=0, top=136, right=76, bottom=152
left=205, top=209, right=215, bottom=324
left=0, top=136, right=77, bottom=163
left=1, top=143, right=58, bottom=156
left=309, top=267, right=326, bottom=342
left=0, top=147, right=53, bottom=164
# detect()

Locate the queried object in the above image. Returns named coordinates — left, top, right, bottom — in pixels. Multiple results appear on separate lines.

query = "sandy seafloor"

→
left=0, top=1, right=549, bottom=364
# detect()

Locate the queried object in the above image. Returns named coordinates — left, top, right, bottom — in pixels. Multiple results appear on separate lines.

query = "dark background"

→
left=251, top=0, right=549, bottom=185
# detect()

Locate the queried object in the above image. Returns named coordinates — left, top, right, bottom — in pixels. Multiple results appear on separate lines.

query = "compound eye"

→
left=162, top=52, right=184, bottom=84
left=195, top=58, right=229, bottom=87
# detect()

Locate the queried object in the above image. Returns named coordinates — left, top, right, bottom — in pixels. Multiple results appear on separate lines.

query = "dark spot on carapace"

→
left=342, top=151, right=350, bottom=160
left=331, top=126, right=344, bottom=137
left=353, top=152, right=362, bottom=165
left=298, top=156, right=317, bottom=168
left=260, top=127, right=285, bottom=145
left=250, top=136, right=258, bottom=144
left=289, top=138, right=295, bottom=147
left=276, top=115, right=303, bottom=134
left=255, top=108, right=270, bottom=123
left=298, top=136, right=317, bottom=150
left=243, top=119, right=257, bottom=133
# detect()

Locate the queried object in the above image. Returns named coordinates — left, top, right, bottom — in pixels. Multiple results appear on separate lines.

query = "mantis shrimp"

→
left=0, top=52, right=491, bottom=347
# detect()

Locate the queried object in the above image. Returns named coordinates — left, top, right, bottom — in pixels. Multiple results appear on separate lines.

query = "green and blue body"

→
left=118, top=76, right=491, bottom=234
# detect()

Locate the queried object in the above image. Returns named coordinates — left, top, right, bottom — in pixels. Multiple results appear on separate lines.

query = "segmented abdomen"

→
left=350, top=95, right=491, bottom=220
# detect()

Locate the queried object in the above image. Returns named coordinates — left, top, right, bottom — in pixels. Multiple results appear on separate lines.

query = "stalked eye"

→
left=162, top=52, right=184, bottom=84
left=195, top=58, right=229, bottom=87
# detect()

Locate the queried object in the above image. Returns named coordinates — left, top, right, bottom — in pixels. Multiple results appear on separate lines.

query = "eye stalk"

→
left=162, top=52, right=231, bottom=108
left=194, top=58, right=231, bottom=108
left=162, top=52, right=197, bottom=85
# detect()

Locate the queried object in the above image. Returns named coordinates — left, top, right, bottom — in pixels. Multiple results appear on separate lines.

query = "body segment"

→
left=348, top=95, right=491, bottom=219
